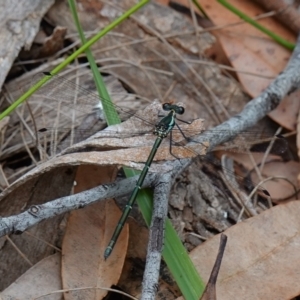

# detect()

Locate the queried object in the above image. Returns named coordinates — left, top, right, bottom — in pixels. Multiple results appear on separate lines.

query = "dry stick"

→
left=24, top=231, right=62, bottom=252
left=3, top=88, right=36, bottom=144
left=5, top=235, right=33, bottom=266
left=20, top=123, right=38, bottom=165
left=6, top=165, right=35, bottom=182
left=219, top=157, right=257, bottom=217
left=161, top=80, right=177, bottom=102
left=200, top=234, right=228, bottom=300
left=141, top=160, right=187, bottom=300
left=24, top=100, right=40, bottom=157
left=0, top=174, right=156, bottom=236
left=0, top=165, right=9, bottom=188
left=187, top=0, right=203, bottom=60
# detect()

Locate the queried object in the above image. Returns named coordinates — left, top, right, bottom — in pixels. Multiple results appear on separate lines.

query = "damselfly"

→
left=104, top=103, right=185, bottom=258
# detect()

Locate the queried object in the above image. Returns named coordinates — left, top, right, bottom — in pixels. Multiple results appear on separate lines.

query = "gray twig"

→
left=141, top=159, right=190, bottom=300
left=0, top=174, right=156, bottom=236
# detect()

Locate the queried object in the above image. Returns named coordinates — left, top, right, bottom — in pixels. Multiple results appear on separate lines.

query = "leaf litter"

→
left=1, top=1, right=298, bottom=298
left=0, top=69, right=293, bottom=299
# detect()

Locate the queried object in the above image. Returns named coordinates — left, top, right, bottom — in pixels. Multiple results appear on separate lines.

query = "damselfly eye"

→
left=162, top=103, right=172, bottom=111
left=176, top=106, right=185, bottom=115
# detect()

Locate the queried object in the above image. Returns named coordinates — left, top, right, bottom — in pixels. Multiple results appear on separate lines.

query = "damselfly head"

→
left=162, top=103, right=185, bottom=115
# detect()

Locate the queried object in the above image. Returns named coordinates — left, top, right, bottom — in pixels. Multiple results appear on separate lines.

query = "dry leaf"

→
left=62, top=199, right=128, bottom=299
left=198, top=0, right=295, bottom=95
left=62, top=165, right=128, bottom=299
left=0, top=166, right=76, bottom=290
left=1, top=253, right=62, bottom=300
left=190, top=200, right=300, bottom=299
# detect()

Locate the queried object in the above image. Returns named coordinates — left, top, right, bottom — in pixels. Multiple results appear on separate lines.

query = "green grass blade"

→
left=192, top=0, right=208, bottom=18
left=218, top=0, right=295, bottom=50
left=68, top=0, right=120, bottom=125
left=164, top=219, right=205, bottom=299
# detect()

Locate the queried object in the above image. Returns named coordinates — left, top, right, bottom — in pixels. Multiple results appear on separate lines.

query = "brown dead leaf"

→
left=62, top=165, right=128, bottom=299
left=1, top=253, right=62, bottom=300
left=268, top=89, right=300, bottom=130
left=251, top=160, right=300, bottom=201
left=62, top=199, right=128, bottom=299
left=189, top=200, right=300, bottom=300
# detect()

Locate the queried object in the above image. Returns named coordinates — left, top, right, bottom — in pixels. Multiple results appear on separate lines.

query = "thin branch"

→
left=0, top=174, right=156, bottom=236
left=141, top=173, right=172, bottom=300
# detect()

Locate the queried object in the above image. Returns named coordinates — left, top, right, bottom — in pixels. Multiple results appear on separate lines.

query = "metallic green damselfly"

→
left=104, top=103, right=184, bottom=259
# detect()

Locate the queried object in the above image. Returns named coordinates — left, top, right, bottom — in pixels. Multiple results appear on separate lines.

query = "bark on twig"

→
left=141, top=159, right=190, bottom=300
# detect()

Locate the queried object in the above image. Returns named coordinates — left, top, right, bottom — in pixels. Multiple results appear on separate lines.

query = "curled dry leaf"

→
left=219, top=152, right=300, bottom=201
left=1, top=102, right=206, bottom=197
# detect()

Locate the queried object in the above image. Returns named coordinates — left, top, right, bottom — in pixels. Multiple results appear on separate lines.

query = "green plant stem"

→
left=192, top=0, right=208, bottom=18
